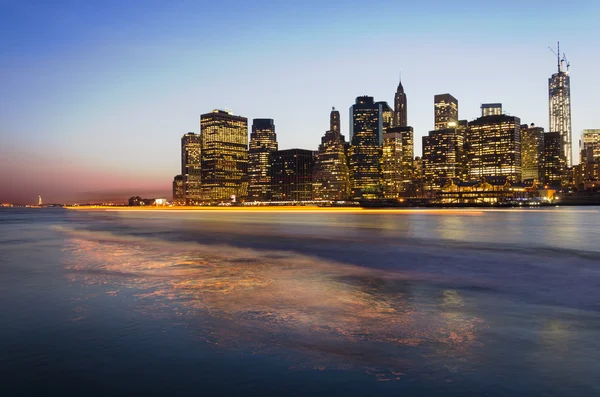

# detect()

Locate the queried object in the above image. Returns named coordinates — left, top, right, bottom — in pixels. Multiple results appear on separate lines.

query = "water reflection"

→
left=61, top=227, right=485, bottom=376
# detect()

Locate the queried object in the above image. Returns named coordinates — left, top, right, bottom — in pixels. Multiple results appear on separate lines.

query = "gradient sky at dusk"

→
left=1, top=0, right=599, bottom=204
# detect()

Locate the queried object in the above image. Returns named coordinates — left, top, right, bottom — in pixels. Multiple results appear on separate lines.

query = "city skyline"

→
left=2, top=1, right=600, bottom=204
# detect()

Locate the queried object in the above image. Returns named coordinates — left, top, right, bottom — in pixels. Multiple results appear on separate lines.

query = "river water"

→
left=1, top=207, right=599, bottom=396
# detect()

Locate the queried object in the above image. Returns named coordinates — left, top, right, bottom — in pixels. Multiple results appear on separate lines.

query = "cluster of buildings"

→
left=172, top=47, right=600, bottom=206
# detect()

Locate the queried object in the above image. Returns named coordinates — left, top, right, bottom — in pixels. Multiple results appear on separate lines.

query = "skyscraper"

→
left=422, top=128, right=465, bottom=189
left=520, top=124, right=545, bottom=182
left=381, top=130, right=404, bottom=198
left=248, top=119, right=278, bottom=201
left=349, top=96, right=383, bottom=200
left=271, top=149, right=315, bottom=201
left=393, top=76, right=407, bottom=127
left=312, top=108, right=350, bottom=201
left=200, top=109, right=248, bottom=202
left=434, top=94, right=458, bottom=130
left=181, top=132, right=201, bottom=205
left=548, top=43, right=573, bottom=167
left=543, top=131, right=564, bottom=186
left=383, top=126, right=414, bottom=194
left=377, top=101, right=393, bottom=131
left=468, top=114, right=521, bottom=182
left=581, top=129, right=600, bottom=164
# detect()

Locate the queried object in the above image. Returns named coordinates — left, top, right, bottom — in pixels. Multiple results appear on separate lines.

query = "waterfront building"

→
left=381, top=130, right=403, bottom=198
left=271, top=149, right=315, bottom=201
left=393, top=76, right=407, bottom=127
left=312, top=108, right=350, bottom=201
left=548, top=43, right=573, bottom=167
left=200, top=109, right=248, bottom=202
left=384, top=126, right=414, bottom=195
left=573, top=163, right=600, bottom=190
left=521, top=123, right=545, bottom=182
left=481, top=103, right=502, bottom=117
left=422, top=127, right=465, bottom=190
left=248, top=119, right=278, bottom=201
left=439, top=177, right=536, bottom=204
left=349, top=96, right=383, bottom=200
left=172, top=175, right=184, bottom=205
left=581, top=129, right=600, bottom=164
left=468, top=114, right=521, bottom=182
left=181, top=132, right=202, bottom=205
left=543, top=131, right=565, bottom=186
left=434, top=94, right=458, bottom=130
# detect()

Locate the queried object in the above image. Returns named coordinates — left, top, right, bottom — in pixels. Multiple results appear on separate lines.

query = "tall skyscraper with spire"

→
left=548, top=42, right=573, bottom=167
left=393, top=74, right=407, bottom=127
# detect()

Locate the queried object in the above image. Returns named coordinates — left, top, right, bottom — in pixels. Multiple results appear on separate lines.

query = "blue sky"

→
left=1, top=0, right=599, bottom=203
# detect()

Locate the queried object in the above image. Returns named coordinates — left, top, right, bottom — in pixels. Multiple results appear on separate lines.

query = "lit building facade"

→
left=434, top=93, right=458, bottom=130
left=181, top=132, right=202, bottom=205
left=422, top=128, right=465, bottom=189
left=200, top=110, right=248, bottom=202
left=393, top=77, right=407, bottom=127
left=548, top=48, right=573, bottom=167
left=384, top=126, right=414, bottom=195
left=381, top=131, right=404, bottom=198
left=248, top=118, right=278, bottom=201
left=313, top=108, right=350, bottom=201
left=377, top=101, right=393, bottom=131
left=468, top=114, right=521, bottom=182
left=349, top=96, right=383, bottom=200
left=520, top=123, right=545, bottom=182
left=543, top=131, right=565, bottom=186
left=271, top=149, right=315, bottom=201
left=172, top=175, right=184, bottom=204
left=481, top=103, right=502, bottom=117
left=581, top=129, right=600, bottom=164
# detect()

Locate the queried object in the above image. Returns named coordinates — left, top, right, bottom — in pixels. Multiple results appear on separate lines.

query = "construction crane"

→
left=548, top=41, right=570, bottom=73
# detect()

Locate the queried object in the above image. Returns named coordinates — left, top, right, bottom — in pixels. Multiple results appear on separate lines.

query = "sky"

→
left=1, top=0, right=599, bottom=204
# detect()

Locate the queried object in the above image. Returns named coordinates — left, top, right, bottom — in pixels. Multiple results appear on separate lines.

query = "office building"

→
left=393, top=76, right=407, bottom=127
left=548, top=43, right=573, bottom=167
left=543, top=131, right=565, bottom=186
left=172, top=175, right=184, bottom=204
left=200, top=109, right=248, bottom=202
left=581, top=129, right=600, bottom=164
left=521, top=123, right=545, bottom=182
left=384, top=126, right=414, bottom=194
left=271, top=149, right=315, bottom=201
left=377, top=101, right=393, bottom=131
left=313, top=108, right=350, bottom=201
left=481, top=103, right=502, bottom=117
left=381, top=130, right=404, bottom=198
left=434, top=94, right=458, bottom=130
left=349, top=96, right=383, bottom=200
left=248, top=118, right=278, bottom=201
left=181, top=132, right=202, bottom=205
left=468, top=114, right=521, bottom=182
left=422, top=128, right=465, bottom=189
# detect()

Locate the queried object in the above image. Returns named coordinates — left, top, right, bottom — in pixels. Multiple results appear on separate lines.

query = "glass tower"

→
left=548, top=54, right=572, bottom=167
left=181, top=132, right=201, bottom=205
left=200, top=110, right=248, bottom=202
left=434, top=94, right=458, bottom=130
left=521, top=123, right=545, bottom=182
left=248, top=119, right=278, bottom=201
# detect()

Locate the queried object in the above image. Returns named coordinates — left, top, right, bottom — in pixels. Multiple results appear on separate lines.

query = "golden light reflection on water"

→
left=60, top=227, right=486, bottom=376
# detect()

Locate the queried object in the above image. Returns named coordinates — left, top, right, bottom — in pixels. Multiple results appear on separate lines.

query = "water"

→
left=1, top=207, right=599, bottom=396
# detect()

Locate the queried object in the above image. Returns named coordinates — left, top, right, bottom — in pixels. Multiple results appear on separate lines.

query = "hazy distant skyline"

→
left=1, top=0, right=599, bottom=204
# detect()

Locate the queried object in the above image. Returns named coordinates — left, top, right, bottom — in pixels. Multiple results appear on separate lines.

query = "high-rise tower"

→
left=181, top=132, right=202, bottom=205
left=393, top=75, right=407, bottom=127
left=434, top=94, right=458, bottom=130
left=548, top=42, right=572, bottom=167
left=248, top=119, right=278, bottom=201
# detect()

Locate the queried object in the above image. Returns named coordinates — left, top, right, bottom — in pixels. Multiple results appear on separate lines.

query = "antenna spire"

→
left=557, top=41, right=561, bottom=72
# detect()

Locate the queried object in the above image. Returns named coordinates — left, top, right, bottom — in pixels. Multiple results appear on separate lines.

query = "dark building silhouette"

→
left=313, top=108, right=350, bottom=201
left=271, top=149, right=315, bottom=201
left=248, top=118, right=278, bottom=201
left=521, top=124, right=545, bottom=182
left=349, top=96, right=383, bottom=200
left=200, top=109, right=248, bottom=202
left=172, top=175, right=184, bottom=204
left=544, top=131, right=565, bottom=186
left=434, top=94, right=458, bottom=130
left=393, top=76, right=407, bottom=127
left=468, top=114, right=521, bottom=182
left=181, top=132, right=201, bottom=205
